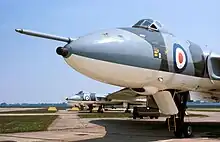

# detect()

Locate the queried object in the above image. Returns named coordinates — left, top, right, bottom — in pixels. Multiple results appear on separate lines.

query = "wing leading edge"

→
left=106, top=88, right=139, bottom=100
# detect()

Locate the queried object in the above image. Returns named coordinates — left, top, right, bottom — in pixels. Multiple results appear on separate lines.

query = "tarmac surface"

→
left=0, top=110, right=220, bottom=142
left=0, top=108, right=43, bottom=112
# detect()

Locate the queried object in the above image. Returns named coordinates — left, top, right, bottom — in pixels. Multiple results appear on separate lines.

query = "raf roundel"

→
left=85, top=95, right=90, bottom=101
left=173, top=43, right=188, bottom=72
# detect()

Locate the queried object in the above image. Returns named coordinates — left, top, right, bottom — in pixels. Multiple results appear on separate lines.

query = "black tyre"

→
left=183, top=124, right=193, bottom=138
left=133, top=113, right=136, bottom=119
left=173, top=120, right=183, bottom=138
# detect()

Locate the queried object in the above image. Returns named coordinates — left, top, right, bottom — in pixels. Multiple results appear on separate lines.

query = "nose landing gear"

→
left=166, top=91, right=193, bottom=138
left=167, top=116, right=193, bottom=138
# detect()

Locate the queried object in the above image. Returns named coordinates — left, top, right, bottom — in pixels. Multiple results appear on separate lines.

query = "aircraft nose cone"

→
left=67, top=29, right=126, bottom=57
left=66, top=28, right=154, bottom=68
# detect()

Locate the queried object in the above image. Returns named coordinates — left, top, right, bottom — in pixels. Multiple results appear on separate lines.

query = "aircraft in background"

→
left=65, top=91, right=109, bottom=112
left=16, top=18, right=220, bottom=138
left=65, top=90, right=150, bottom=113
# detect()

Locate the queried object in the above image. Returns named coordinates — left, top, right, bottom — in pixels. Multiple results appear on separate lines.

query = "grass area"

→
left=78, top=112, right=208, bottom=118
left=187, top=108, right=220, bottom=112
left=0, top=109, right=57, bottom=114
left=0, top=115, right=58, bottom=133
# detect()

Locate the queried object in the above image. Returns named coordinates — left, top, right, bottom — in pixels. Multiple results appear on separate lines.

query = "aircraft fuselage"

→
left=63, top=27, right=220, bottom=94
left=15, top=19, right=220, bottom=95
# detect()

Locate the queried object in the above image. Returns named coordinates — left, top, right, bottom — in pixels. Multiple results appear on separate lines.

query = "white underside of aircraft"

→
left=65, top=53, right=220, bottom=115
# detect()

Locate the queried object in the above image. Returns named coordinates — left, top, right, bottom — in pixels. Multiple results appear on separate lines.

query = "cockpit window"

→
left=78, top=91, right=83, bottom=94
left=145, top=19, right=154, bottom=24
left=133, top=19, right=145, bottom=27
left=132, top=19, right=172, bottom=35
left=155, top=21, right=162, bottom=28
left=132, top=19, right=159, bottom=31
left=142, top=20, right=152, bottom=27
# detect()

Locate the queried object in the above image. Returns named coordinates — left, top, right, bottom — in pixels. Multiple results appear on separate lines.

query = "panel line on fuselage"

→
left=119, top=27, right=210, bottom=79
left=119, top=27, right=169, bottom=72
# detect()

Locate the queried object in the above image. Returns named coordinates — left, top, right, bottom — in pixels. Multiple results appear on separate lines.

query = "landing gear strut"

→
left=79, top=104, right=84, bottom=111
left=125, top=103, right=131, bottom=113
left=88, top=104, right=93, bottom=113
left=97, top=105, right=104, bottom=113
left=167, top=91, right=193, bottom=138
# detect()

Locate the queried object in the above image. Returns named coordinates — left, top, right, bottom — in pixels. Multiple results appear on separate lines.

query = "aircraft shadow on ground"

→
left=75, top=119, right=220, bottom=142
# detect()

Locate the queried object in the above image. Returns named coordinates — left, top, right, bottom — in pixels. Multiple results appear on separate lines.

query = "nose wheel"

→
left=167, top=91, right=193, bottom=138
left=183, top=124, right=193, bottom=137
left=172, top=119, right=193, bottom=138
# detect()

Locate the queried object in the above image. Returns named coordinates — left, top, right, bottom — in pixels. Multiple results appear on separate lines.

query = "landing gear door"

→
left=207, top=53, right=215, bottom=84
left=207, top=52, right=220, bottom=84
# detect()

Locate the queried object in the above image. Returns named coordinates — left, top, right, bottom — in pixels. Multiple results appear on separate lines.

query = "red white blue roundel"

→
left=173, top=43, right=188, bottom=72
left=85, top=95, right=90, bottom=101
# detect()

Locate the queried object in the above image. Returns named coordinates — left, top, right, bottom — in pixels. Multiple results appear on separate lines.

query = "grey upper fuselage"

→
left=64, top=19, right=209, bottom=79
left=67, top=91, right=107, bottom=101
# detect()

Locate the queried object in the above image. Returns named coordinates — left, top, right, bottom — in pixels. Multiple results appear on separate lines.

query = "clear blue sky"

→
left=0, top=0, right=219, bottom=103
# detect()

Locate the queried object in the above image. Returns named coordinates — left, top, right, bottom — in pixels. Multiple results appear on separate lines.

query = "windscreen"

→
left=132, top=19, right=154, bottom=28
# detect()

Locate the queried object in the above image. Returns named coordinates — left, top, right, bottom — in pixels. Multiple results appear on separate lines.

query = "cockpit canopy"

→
left=132, top=19, right=163, bottom=31
left=77, top=91, right=83, bottom=94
